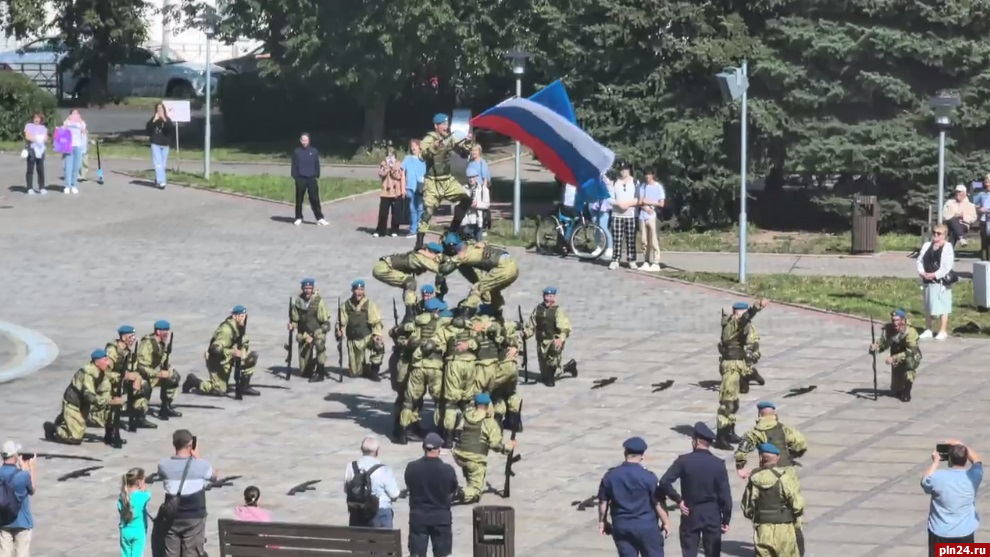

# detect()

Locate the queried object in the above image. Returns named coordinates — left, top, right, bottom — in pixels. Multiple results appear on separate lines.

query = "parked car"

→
left=216, top=46, right=269, bottom=74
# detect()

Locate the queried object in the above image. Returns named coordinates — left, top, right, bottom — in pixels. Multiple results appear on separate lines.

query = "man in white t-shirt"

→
left=636, top=169, right=666, bottom=271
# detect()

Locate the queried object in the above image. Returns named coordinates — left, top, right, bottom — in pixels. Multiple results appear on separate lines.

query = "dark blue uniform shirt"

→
left=598, top=462, right=660, bottom=528
left=658, top=449, right=732, bottom=529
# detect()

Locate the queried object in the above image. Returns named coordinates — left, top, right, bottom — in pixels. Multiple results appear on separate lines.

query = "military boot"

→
left=158, top=397, right=183, bottom=419
left=310, top=363, right=326, bottom=383
left=240, top=376, right=261, bottom=396
left=415, top=233, right=425, bottom=250
left=131, top=412, right=158, bottom=429
left=182, top=374, right=202, bottom=394
left=503, top=411, right=523, bottom=433
left=564, top=359, right=578, bottom=378
left=405, top=423, right=425, bottom=442
left=366, top=363, right=382, bottom=382
left=543, top=369, right=556, bottom=388
left=727, top=424, right=742, bottom=444
left=43, top=421, right=56, bottom=442
left=739, top=378, right=750, bottom=394
left=749, top=368, right=766, bottom=387
left=713, top=427, right=735, bottom=450
left=901, top=381, right=913, bottom=402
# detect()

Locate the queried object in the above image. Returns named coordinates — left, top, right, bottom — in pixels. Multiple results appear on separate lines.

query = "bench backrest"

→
left=217, top=519, right=403, bottom=556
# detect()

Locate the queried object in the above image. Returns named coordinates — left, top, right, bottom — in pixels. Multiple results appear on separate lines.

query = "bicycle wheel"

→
left=569, top=222, right=608, bottom=260
left=534, top=216, right=563, bottom=254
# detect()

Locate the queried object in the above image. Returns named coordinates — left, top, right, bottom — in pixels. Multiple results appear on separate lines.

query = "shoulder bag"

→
left=157, top=457, right=193, bottom=522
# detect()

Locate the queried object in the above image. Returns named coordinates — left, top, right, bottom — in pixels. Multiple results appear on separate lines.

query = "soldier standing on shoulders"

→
left=44, top=349, right=124, bottom=445
left=415, top=113, right=475, bottom=249
left=136, top=320, right=183, bottom=421
left=734, top=402, right=807, bottom=481
left=870, top=308, right=922, bottom=402
left=452, top=393, right=517, bottom=504
left=398, top=298, right=448, bottom=443
left=523, top=286, right=576, bottom=387
left=440, top=232, right=519, bottom=318
left=184, top=305, right=260, bottom=396
left=740, top=443, right=805, bottom=557
left=336, top=280, right=386, bottom=381
left=103, top=325, right=144, bottom=427
left=372, top=243, right=446, bottom=316
left=715, top=298, right=769, bottom=449
left=289, top=277, right=332, bottom=382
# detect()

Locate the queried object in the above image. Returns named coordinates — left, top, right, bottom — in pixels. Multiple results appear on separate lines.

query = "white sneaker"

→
left=373, top=233, right=381, bottom=238
left=604, top=248, right=614, bottom=259
left=649, top=263, right=662, bottom=271
left=959, top=238, right=968, bottom=247
left=27, top=189, right=36, bottom=195
left=608, top=261, right=619, bottom=270
left=63, top=187, right=70, bottom=194
left=317, top=219, right=329, bottom=226
left=919, top=329, right=933, bottom=339
left=39, top=188, right=47, bottom=195
left=390, top=233, right=398, bottom=237
left=635, top=262, right=649, bottom=270
left=935, top=331, right=948, bottom=340
left=71, top=187, right=79, bottom=194
left=293, top=219, right=302, bottom=226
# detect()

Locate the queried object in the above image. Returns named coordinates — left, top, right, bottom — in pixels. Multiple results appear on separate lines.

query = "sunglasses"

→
left=934, top=231, right=944, bottom=236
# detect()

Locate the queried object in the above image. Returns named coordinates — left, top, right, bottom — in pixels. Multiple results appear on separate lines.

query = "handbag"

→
left=157, top=457, right=193, bottom=522
left=943, top=270, right=960, bottom=286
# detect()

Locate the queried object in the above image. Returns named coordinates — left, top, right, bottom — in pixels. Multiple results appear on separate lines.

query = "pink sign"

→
left=53, top=127, right=72, bottom=154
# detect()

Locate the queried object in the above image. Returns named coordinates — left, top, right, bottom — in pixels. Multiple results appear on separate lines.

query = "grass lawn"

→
left=134, top=170, right=379, bottom=203
left=662, top=271, right=990, bottom=337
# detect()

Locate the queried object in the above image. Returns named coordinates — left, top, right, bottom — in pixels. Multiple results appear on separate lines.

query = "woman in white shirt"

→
left=915, top=223, right=956, bottom=339
left=607, top=164, right=639, bottom=270
left=463, top=170, right=490, bottom=241
left=61, top=109, right=87, bottom=194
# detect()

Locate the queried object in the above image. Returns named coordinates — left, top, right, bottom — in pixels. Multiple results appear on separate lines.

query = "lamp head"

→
left=715, top=66, right=747, bottom=102
left=930, top=92, right=961, bottom=128
left=506, top=50, right=532, bottom=76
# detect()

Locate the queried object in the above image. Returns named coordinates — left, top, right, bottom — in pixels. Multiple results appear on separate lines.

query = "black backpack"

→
left=0, top=471, right=22, bottom=525
left=346, top=462, right=384, bottom=520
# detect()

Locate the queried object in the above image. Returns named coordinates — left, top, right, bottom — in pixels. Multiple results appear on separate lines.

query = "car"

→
left=215, top=46, right=270, bottom=74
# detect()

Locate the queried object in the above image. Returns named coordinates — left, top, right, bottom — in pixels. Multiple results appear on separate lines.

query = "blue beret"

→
left=420, top=284, right=435, bottom=294
left=433, top=113, right=449, bottom=125
left=153, top=319, right=170, bottom=330
left=757, top=443, right=781, bottom=455
left=474, top=393, right=492, bottom=405
left=439, top=309, right=454, bottom=318
left=892, top=308, right=906, bottom=318
left=91, top=348, right=108, bottom=360
left=423, top=298, right=445, bottom=312
left=425, top=242, right=444, bottom=254
left=351, top=280, right=365, bottom=289
left=231, top=305, right=247, bottom=315
left=117, top=325, right=135, bottom=335
left=757, top=401, right=776, bottom=410
left=476, top=304, right=495, bottom=316
left=442, top=232, right=462, bottom=247
left=543, top=286, right=558, bottom=295
left=622, top=436, right=648, bottom=454
left=692, top=421, right=716, bottom=442
left=301, top=277, right=315, bottom=287
left=732, top=302, right=749, bottom=310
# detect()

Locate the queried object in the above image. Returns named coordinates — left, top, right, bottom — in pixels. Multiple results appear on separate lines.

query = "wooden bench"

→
left=921, top=203, right=986, bottom=258
left=217, top=519, right=403, bottom=556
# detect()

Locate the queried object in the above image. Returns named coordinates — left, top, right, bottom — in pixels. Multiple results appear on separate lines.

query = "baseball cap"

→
left=1, top=440, right=22, bottom=458
left=955, top=184, right=968, bottom=193
left=423, top=432, right=444, bottom=450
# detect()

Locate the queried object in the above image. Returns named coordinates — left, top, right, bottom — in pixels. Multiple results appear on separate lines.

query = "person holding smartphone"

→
left=152, top=430, right=217, bottom=557
left=0, top=441, right=35, bottom=557
left=147, top=103, right=175, bottom=189
left=922, top=439, right=983, bottom=555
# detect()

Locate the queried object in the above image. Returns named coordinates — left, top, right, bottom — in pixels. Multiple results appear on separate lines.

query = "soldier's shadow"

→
left=695, top=380, right=720, bottom=392
left=318, top=392, right=394, bottom=438
left=837, top=388, right=885, bottom=400
left=720, top=540, right=756, bottom=556
left=669, top=424, right=696, bottom=438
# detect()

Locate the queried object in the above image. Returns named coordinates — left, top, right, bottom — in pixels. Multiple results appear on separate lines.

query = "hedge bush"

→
left=0, top=72, right=59, bottom=141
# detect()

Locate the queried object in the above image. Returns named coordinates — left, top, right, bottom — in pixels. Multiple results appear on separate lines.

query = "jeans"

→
left=25, top=152, right=45, bottom=191
left=595, top=210, right=613, bottom=250
left=62, top=146, right=83, bottom=188
left=348, top=508, right=394, bottom=529
left=929, top=529, right=975, bottom=557
left=408, top=191, right=423, bottom=235
left=151, top=144, right=170, bottom=185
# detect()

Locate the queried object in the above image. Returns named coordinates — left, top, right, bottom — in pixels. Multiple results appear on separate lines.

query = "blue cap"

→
left=622, top=436, right=648, bottom=454
left=432, top=113, right=449, bottom=125
left=232, top=305, right=247, bottom=315
left=757, top=443, right=781, bottom=455
left=892, top=308, right=906, bottom=318
left=301, top=277, right=315, bottom=287
left=732, top=302, right=749, bottom=310
left=474, top=393, right=492, bottom=405
left=757, top=401, right=776, bottom=410
left=442, top=232, right=463, bottom=246
left=420, top=284, right=435, bottom=294
left=423, top=432, right=444, bottom=450
left=153, top=319, right=170, bottom=330
left=439, top=309, right=454, bottom=318
left=425, top=242, right=444, bottom=254
left=543, top=286, right=558, bottom=295
left=117, top=325, right=135, bottom=335
left=423, top=298, right=445, bottom=312
left=351, top=280, right=365, bottom=289
left=692, top=422, right=716, bottom=442
left=477, top=304, right=495, bottom=316
left=91, top=348, right=108, bottom=360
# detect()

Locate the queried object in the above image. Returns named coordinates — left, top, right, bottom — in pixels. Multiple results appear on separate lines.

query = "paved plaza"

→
left=1, top=160, right=989, bottom=557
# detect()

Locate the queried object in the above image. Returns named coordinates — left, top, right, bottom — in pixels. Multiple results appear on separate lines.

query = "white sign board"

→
left=450, top=109, right=472, bottom=186
left=162, top=100, right=191, bottom=123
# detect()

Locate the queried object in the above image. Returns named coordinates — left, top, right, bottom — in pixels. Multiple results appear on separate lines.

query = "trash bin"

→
left=473, top=506, right=515, bottom=557
left=851, top=195, right=879, bottom=254
left=974, top=262, right=990, bottom=309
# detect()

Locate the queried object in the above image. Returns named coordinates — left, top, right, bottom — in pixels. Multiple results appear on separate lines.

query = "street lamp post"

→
left=715, top=60, right=750, bottom=284
left=201, top=7, right=219, bottom=178
left=930, top=92, right=961, bottom=223
left=505, top=50, right=531, bottom=236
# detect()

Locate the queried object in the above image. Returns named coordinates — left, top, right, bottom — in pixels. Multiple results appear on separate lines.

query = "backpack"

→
left=0, top=471, right=22, bottom=525
left=345, top=462, right=384, bottom=521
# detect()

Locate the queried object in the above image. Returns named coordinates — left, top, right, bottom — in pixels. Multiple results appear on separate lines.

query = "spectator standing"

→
left=375, top=147, right=404, bottom=237
left=636, top=169, right=665, bottom=271
left=61, top=109, right=87, bottom=194
left=290, top=133, right=328, bottom=227
left=402, top=139, right=427, bottom=238
left=147, top=103, right=175, bottom=189
left=0, top=441, right=34, bottom=557
left=916, top=223, right=956, bottom=340
left=404, top=432, right=458, bottom=557
left=234, top=486, right=272, bottom=522
left=942, top=184, right=978, bottom=246
left=118, top=467, right=150, bottom=557
left=462, top=168, right=490, bottom=242
left=922, top=440, right=983, bottom=556
left=978, top=175, right=990, bottom=261
left=590, top=174, right=614, bottom=258
left=466, top=146, right=492, bottom=233
left=596, top=437, right=670, bottom=557
left=151, top=429, right=216, bottom=557
left=23, top=113, right=47, bottom=195
left=344, top=436, right=401, bottom=528
left=608, top=164, right=638, bottom=270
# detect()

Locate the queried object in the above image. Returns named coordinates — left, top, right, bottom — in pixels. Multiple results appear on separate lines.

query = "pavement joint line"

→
left=0, top=321, right=59, bottom=383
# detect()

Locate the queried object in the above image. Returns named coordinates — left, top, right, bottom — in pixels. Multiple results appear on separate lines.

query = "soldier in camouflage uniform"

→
left=471, top=305, right=503, bottom=414
left=135, top=320, right=183, bottom=421
left=184, top=305, right=260, bottom=396
left=398, top=298, right=450, bottom=443
left=44, top=349, right=124, bottom=445
left=102, top=325, right=144, bottom=428
left=389, top=285, right=437, bottom=443
left=735, top=401, right=807, bottom=481
left=288, top=277, right=332, bottom=382
left=440, top=232, right=519, bottom=317
left=452, top=393, right=517, bottom=504
left=372, top=243, right=446, bottom=313
left=715, top=298, right=769, bottom=449
left=491, top=311, right=524, bottom=432
left=336, top=280, right=386, bottom=380
left=523, top=286, right=577, bottom=387
left=869, top=308, right=922, bottom=402
left=416, top=113, right=475, bottom=248
left=741, top=443, right=805, bottom=557
left=431, top=306, right=481, bottom=444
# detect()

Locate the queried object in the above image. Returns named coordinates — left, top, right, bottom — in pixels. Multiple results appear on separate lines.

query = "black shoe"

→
left=367, top=364, right=382, bottom=382
left=405, top=424, right=425, bottom=442
left=564, top=359, right=578, bottom=377
left=43, top=421, right=56, bottom=441
left=901, top=381, right=913, bottom=402
left=727, top=425, right=742, bottom=444
left=739, top=379, right=750, bottom=394
left=749, top=368, right=766, bottom=386
left=159, top=400, right=183, bottom=419
left=415, top=233, right=425, bottom=250
left=713, top=427, right=734, bottom=450
left=544, top=372, right=556, bottom=387
left=182, top=374, right=201, bottom=394
left=132, top=415, right=158, bottom=429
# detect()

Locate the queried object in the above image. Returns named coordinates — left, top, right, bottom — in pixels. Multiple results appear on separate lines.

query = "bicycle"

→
left=534, top=204, right=609, bottom=260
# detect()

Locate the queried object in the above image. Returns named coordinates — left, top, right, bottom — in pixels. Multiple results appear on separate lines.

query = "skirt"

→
left=923, top=283, right=953, bottom=316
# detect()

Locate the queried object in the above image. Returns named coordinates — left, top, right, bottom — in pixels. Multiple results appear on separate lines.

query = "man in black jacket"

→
left=290, top=133, right=328, bottom=226
left=404, top=432, right=459, bottom=557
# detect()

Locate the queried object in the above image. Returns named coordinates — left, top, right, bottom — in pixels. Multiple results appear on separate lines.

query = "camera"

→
left=936, top=443, right=951, bottom=461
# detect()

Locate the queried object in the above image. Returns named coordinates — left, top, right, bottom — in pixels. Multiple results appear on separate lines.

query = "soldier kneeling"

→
left=44, top=349, right=124, bottom=445
left=451, top=393, right=517, bottom=504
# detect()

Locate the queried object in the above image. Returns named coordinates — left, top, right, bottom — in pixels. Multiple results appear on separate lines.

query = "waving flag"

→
left=471, top=97, right=615, bottom=188
left=529, top=80, right=577, bottom=125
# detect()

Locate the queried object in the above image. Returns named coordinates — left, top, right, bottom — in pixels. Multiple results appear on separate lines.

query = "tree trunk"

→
left=360, top=98, right=387, bottom=149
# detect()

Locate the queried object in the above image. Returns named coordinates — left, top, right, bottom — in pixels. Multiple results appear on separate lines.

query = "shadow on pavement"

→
left=720, top=539, right=756, bottom=557
left=319, top=391, right=394, bottom=438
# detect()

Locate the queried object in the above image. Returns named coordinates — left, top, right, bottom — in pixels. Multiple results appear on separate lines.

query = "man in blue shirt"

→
left=401, top=139, right=427, bottom=238
left=977, top=178, right=990, bottom=260
left=922, top=440, right=983, bottom=553
left=597, top=437, right=670, bottom=556
left=0, top=440, right=35, bottom=557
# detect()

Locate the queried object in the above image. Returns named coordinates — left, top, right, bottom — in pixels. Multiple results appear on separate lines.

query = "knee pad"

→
left=244, top=351, right=259, bottom=368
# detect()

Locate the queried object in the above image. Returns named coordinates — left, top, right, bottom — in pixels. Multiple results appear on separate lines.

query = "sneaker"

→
left=158, top=183, right=166, bottom=190
left=317, top=219, right=329, bottom=226
left=608, top=261, right=619, bottom=270
left=39, top=188, right=47, bottom=195
left=935, top=331, right=948, bottom=340
left=636, top=262, right=650, bottom=270
left=71, top=187, right=79, bottom=194
left=649, top=263, right=662, bottom=272
left=959, top=238, right=968, bottom=247
left=390, top=233, right=398, bottom=237
left=919, top=329, right=933, bottom=339
left=373, top=233, right=381, bottom=238
left=604, top=248, right=614, bottom=259
left=27, top=189, right=36, bottom=195
left=293, top=219, right=302, bottom=226
left=63, top=187, right=71, bottom=194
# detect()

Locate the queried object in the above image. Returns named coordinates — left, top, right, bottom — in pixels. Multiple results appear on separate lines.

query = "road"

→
left=57, top=105, right=221, bottom=135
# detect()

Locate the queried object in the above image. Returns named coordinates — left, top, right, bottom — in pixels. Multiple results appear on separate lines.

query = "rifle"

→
left=105, top=345, right=127, bottom=448
left=287, top=479, right=321, bottom=496
left=518, top=305, right=529, bottom=384
left=157, top=332, right=174, bottom=420
left=24, top=452, right=102, bottom=462
left=285, top=297, right=294, bottom=381
left=870, top=316, right=878, bottom=402
left=205, top=475, right=241, bottom=491
left=393, top=298, right=399, bottom=326
left=233, top=315, right=248, bottom=400
left=336, top=297, right=344, bottom=372
left=502, top=400, right=522, bottom=498
left=572, top=495, right=599, bottom=511
left=57, top=466, right=103, bottom=482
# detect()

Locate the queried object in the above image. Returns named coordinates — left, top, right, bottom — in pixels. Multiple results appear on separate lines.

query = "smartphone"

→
left=936, top=443, right=951, bottom=461
left=20, top=453, right=35, bottom=461
left=192, top=436, right=198, bottom=451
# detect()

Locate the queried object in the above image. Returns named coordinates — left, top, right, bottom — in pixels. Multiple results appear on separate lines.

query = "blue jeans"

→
left=151, top=145, right=170, bottom=184
left=372, top=508, right=394, bottom=529
left=595, top=210, right=613, bottom=250
left=408, top=191, right=424, bottom=234
left=63, top=146, right=83, bottom=187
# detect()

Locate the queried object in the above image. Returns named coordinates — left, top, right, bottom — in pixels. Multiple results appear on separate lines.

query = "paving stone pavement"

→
left=1, top=168, right=989, bottom=557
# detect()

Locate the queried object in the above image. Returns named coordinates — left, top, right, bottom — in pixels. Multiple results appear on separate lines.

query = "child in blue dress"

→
left=118, top=467, right=150, bottom=557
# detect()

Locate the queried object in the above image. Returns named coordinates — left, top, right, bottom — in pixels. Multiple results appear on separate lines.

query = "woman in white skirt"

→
left=915, top=223, right=956, bottom=339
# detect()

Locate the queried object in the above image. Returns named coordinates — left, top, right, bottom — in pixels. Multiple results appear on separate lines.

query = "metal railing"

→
left=0, top=62, right=63, bottom=98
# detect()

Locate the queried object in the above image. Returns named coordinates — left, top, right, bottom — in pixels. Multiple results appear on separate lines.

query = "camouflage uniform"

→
left=433, top=314, right=480, bottom=436
left=45, top=357, right=114, bottom=444
left=136, top=331, right=182, bottom=418
left=873, top=320, right=922, bottom=401
left=443, top=239, right=520, bottom=314
left=372, top=247, right=445, bottom=308
left=741, top=462, right=805, bottom=557
left=735, top=415, right=807, bottom=478
left=338, top=294, right=386, bottom=378
left=290, top=289, right=332, bottom=378
left=399, top=309, right=447, bottom=437
left=716, top=302, right=765, bottom=447
left=524, top=299, right=575, bottom=386
left=453, top=402, right=513, bottom=503
left=418, top=121, right=474, bottom=236
left=491, top=319, right=524, bottom=431
left=185, top=308, right=259, bottom=396
left=101, top=339, right=135, bottom=428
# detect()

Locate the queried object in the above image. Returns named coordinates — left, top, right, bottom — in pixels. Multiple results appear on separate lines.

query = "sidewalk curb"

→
left=0, top=151, right=377, bottom=169
left=0, top=321, right=59, bottom=384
